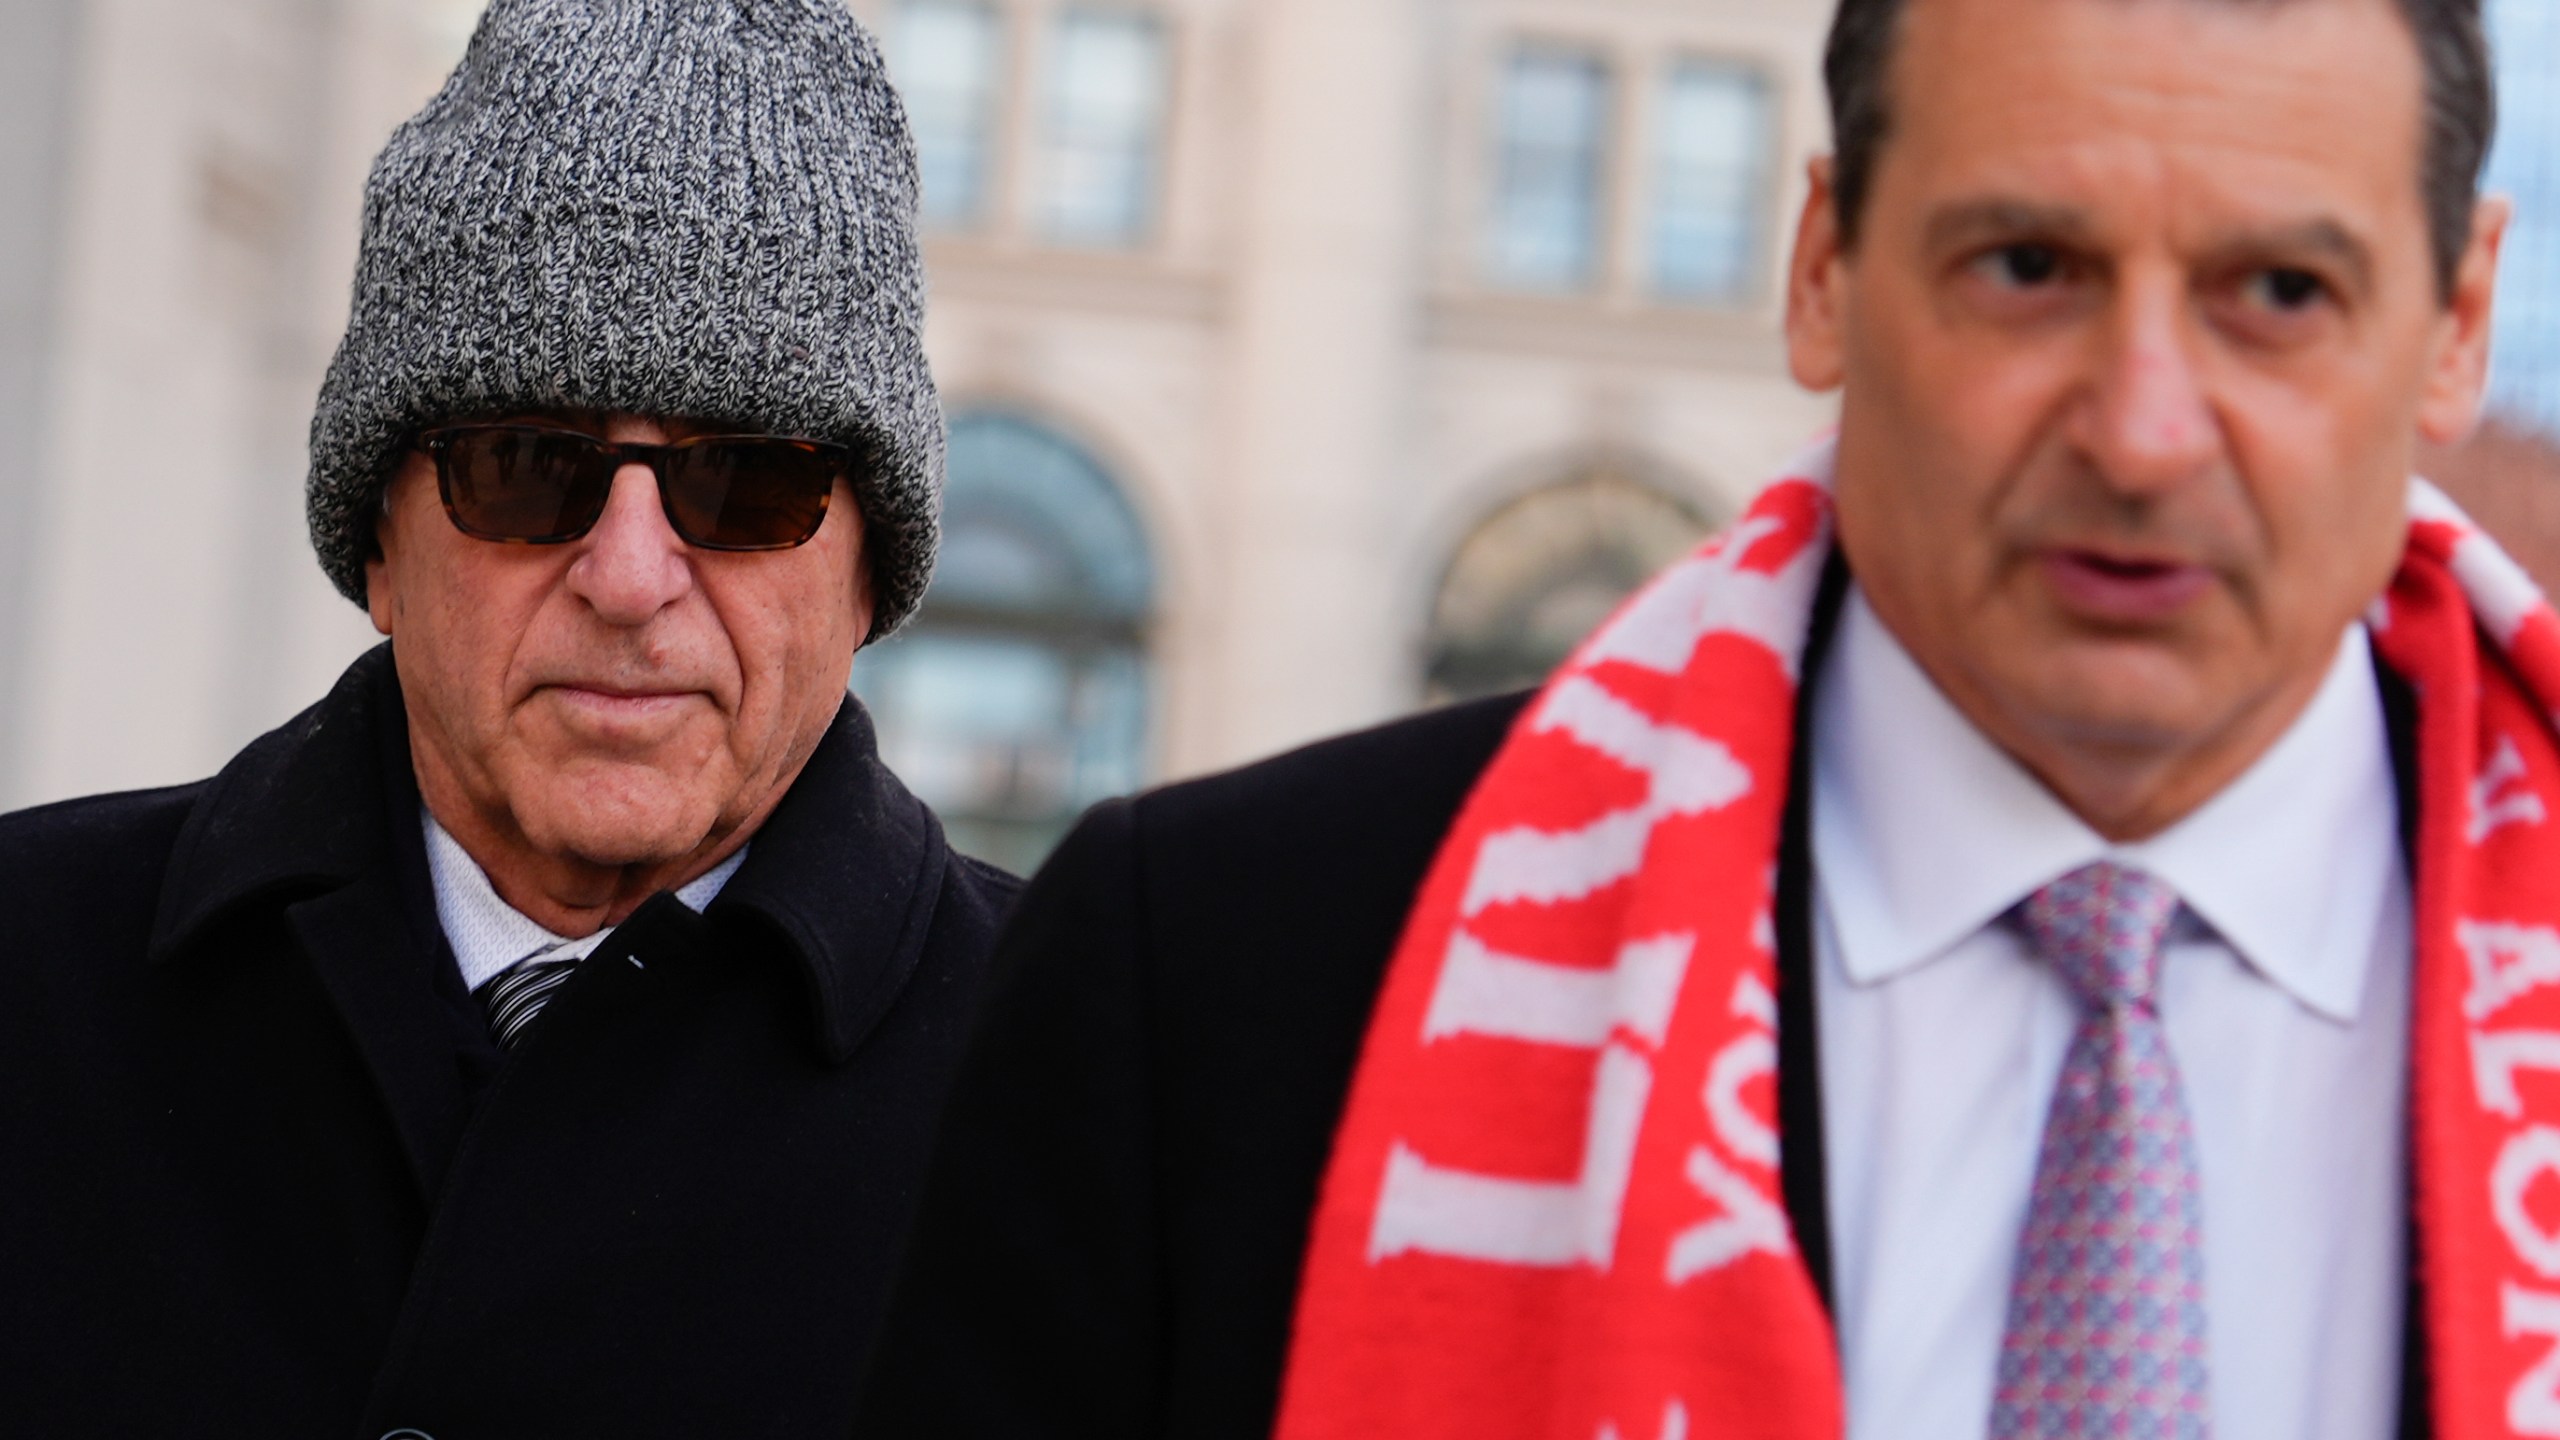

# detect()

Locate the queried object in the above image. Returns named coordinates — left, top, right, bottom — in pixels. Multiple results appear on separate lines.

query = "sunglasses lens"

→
left=660, top=439, right=839, bottom=550
left=438, top=428, right=611, bottom=542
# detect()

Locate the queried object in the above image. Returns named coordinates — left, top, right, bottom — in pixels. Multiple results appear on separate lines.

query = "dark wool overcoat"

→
left=854, top=568, right=2434, bottom=1439
left=0, top=644, right=1018, bottom=1439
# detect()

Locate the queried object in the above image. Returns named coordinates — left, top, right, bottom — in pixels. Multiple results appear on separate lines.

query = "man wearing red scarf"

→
left=861, top=0, right=2528, bottom=1435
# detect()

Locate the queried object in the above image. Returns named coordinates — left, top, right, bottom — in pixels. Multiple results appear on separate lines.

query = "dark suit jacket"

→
left=858, top=569, right=2428, bottom=1438
left=0, top=644, right=1019, bottom=1439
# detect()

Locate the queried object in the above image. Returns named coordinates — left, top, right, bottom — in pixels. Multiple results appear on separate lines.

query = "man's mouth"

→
left=540, top=683, right=700, bottom=723
left=2038, top=547, right=2215, bottom=623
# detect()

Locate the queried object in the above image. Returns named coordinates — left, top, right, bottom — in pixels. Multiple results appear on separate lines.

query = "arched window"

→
left=1424, top=468, right=1716, bottom=703
left=853, top=412, right=1155, bottom=873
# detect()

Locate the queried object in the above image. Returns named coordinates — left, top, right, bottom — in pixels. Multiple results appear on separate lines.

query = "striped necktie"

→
left=476, top=940, right=586, bottom=1050
left=1989, top=860, right=2212, bottom=1439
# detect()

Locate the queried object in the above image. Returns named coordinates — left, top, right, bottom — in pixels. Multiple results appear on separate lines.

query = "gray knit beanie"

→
left=308, top=0, right=941, bottom=637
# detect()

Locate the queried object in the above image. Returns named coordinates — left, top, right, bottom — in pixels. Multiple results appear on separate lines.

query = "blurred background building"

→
left=0, top=0, right=2553, bottom=871
left=848, top=0, right=1838, bottom=865
left=2427, top=0, right=2560, bottom=610
left=2487, top=0, right=2560, bottom=433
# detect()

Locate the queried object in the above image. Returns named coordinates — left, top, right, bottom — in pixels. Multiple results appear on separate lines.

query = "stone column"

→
left=1196, top=0, right=1427, bottom=769
left=0, top=0, right=85, bottom=805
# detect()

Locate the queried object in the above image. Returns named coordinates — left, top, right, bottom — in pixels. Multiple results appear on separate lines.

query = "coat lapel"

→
left=149, top=644, right=477, bottom=1204
left=2378, top=656, right=2430, bottom=1440
left=286, top=872, right=475, bottom=1205
left=708, top=696, right=953, bottom=1065
left=1774, top=554, right=1848, bottom=1316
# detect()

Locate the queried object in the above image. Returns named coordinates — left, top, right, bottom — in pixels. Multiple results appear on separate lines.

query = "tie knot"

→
left=2018, top=861, right=2181, bottom=1009
left=478, top=948, right=585, bottom=1050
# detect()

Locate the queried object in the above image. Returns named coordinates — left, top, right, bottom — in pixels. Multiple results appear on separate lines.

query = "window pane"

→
left=892, top=0, right=1005, bottom=226
left=1651, top=59, right=1773, bottom=303
left=2485, top=0, right=2560, bottom=432
left=1038, top=10, right=1168, bottom=246
left=932, top=414, right=1155, bottom=619
left=1425, top=472, right=1714, bottom=702
left=853, top=413, right=1156, bottom=873
left=1485, top=48, right=1612, bottom=291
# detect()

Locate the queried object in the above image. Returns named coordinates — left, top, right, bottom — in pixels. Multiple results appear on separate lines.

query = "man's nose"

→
left=565, top=463, right=694, bottom=623
left=2068, top=274, right=2222, bottom=495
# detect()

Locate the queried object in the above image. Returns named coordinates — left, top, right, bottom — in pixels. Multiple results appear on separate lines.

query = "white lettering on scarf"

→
left=1464, top=678, right=1751, bottom=917
left=1366, top=500, right=1815, bottom=1270
left=2495, top=1129, right=2560, bottom=1279
left=2467, top=916, right=2560, bottom=1430
left=1424, top=933, right=1691, bottom=1048
left=2475, top=737, right=2548, bottom=844
left=2463, top=921, right=2560, bottom=1023
left=1370, top=935, right=1693, bottom=1269
left=2508, top=1284, right=2560, bottom=1435
left=1596, top=1399, right=1689, bottom=1440
left=2474, top=1030, right=2560, bottom=1116
left=2468, top=923, right=2560, bottom=1431
left=1666, top=975, right=1790, bottom=1282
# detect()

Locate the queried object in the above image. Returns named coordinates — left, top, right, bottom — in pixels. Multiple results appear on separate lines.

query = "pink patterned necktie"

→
left=1988, top=861, right=2211, bottom=1439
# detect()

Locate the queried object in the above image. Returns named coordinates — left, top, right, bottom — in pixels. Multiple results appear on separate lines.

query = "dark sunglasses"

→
left=413, top=424, right=851, bottom=551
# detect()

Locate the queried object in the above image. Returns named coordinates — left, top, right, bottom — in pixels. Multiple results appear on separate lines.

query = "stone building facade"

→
left=2486, top=0, right=2560, bottom=435
left=0, top=0, right=1844, bottom=870
left=0, top=0, right=463, bottom=811
left=848, top=0, right=1841, bottom=865
left=22, top=0, right=2551, bottom=870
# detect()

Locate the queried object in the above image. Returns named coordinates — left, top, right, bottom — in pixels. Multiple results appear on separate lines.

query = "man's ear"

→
left=365, top=477, right=405, bottom=637
left=849, top=542, right=877, bottom=651
left=2417, top=195, right=2511, bottom=446
left=365, top=550, right=396, bottom=637
left=1785, top=156, right=1853, bottom=394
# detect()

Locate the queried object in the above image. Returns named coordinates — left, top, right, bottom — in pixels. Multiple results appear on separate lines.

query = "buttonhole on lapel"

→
left=628, top=955, right=645, bottom=969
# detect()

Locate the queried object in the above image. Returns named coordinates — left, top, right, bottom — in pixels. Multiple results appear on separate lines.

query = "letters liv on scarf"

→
left=1274, top=439, right=2560, bottom=1440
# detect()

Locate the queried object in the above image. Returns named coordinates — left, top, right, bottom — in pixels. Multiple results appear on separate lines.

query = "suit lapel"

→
left=2377, top=656, right=2430, bottom=1439
left=1775, top=554, right=1848, bottom=1317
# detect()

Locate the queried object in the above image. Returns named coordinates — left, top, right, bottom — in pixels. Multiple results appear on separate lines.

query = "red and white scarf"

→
left=1275, top=438, right=2560, bottom=1440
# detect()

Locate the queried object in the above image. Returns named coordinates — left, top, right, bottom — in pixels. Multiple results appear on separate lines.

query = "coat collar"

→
left=706, top=695, right=953, bottom=1064
left=149, top=642, right=951, bottom=1066
left=150, top=645, right=404, bottom=958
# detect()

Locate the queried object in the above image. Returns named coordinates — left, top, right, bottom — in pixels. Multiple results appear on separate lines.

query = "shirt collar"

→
left=1810, top=587, right=2400, bottom=1023
left=423, top=810, right=747, bottom=992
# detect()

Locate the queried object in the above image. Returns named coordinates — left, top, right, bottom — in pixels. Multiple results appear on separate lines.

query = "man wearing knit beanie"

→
left=0, top=2, right=1015, bottom=1434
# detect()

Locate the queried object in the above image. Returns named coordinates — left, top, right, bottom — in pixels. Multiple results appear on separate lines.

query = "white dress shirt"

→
left=1810, top=589, right=2411, bottom=1440
left=423, top=810, right=747, bottom=991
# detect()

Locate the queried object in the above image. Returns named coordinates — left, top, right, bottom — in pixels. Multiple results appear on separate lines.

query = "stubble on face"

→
left=1789, top=0, right=2495, bottom=838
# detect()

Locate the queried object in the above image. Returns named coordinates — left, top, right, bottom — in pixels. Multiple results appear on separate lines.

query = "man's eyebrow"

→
left=2211, top=218, right=2377, bottom=298
left=1921, top=200, right=2381, bottom=294
left=1921, top=200, right=2094, bottom=254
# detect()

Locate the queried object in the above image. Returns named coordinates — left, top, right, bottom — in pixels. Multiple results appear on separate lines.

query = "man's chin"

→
left=2012, top=684, right=2256, bottom=786
left=505, top=764, right=730, bottom=872
left=1975, top=640, right=2220, bottom=758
